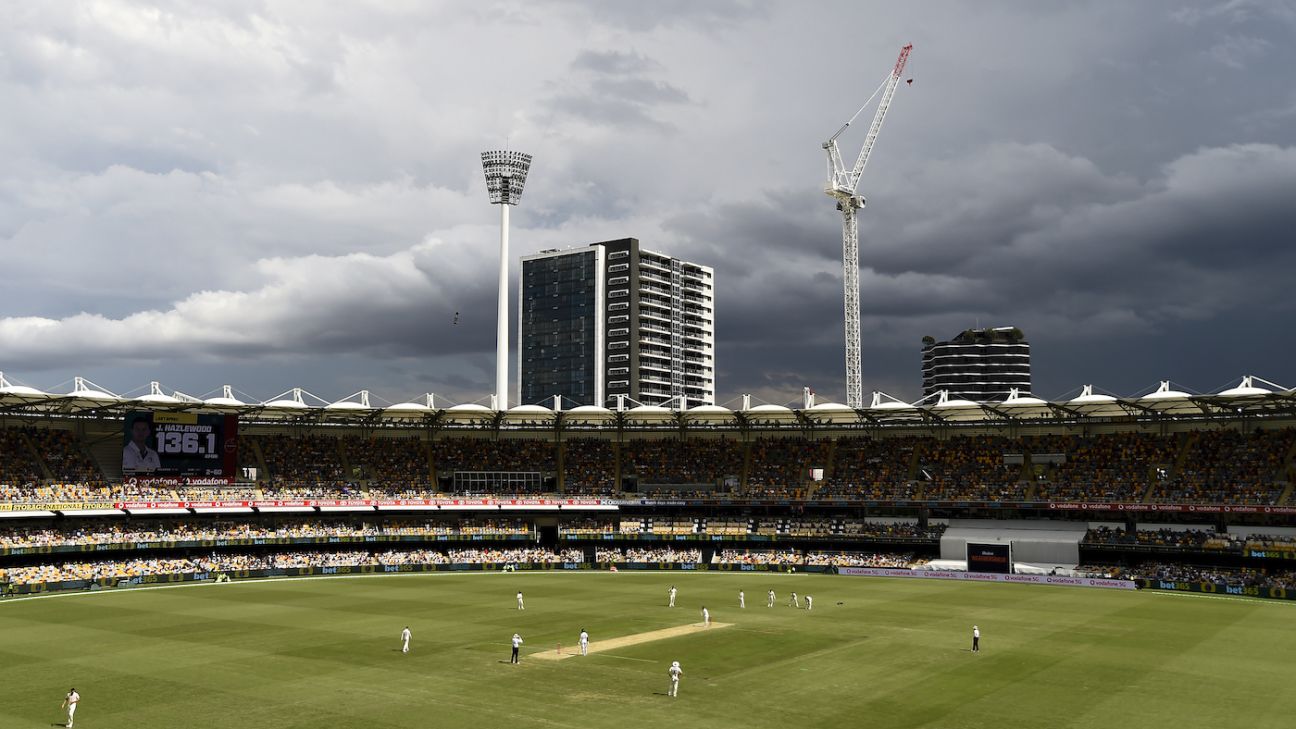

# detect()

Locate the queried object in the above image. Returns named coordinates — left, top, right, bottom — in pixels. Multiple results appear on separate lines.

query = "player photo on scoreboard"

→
left=122, top=411, right=238, bottom=478
left=122, top=414, right=163, bottom=472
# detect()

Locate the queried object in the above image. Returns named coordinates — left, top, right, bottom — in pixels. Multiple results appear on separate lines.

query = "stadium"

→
left=3, top=376, right=1296, bottom=727
left=6, top=5, right=1296, bottom=729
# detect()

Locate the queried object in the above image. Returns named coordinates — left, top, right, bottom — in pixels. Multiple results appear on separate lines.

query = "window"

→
left=609, top=380, right=629, bottom=388
left=608, top=315, right=630, bottom=324
left=609, top=354, right=629, bottom=362
left=609, top=341, right=629, bottom=350
left=609, top=302, right=629, bottom=311
left=608, top=251, right=629, bottom=260
left=609, top=289, right=628, bottom=298
left=608, top=367, right=630, bottom=375
left=608, top=276, right=629, bottom=285
left=609, top=328, right=629, bottom=337
left=609, top=263, right=630, bottom=273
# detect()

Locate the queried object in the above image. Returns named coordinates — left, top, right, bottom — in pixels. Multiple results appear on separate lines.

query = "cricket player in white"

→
left=668, top=585, right=677, bottom=607
left=790, top=591, right=800, bottom=608
left=62, top=688, right=79, bottom=728
left=668, top=661, right=683, bottom=697
left=739, top=590, right=745, bottom=608
left=401, top=626, right=411, bottom=654
left=805, top=595, right=813, bottom=611
left=701, top=606, right=710, bottom=627
left=579, top=629, right=590, bottom=656
left=767, top=588, right=775, bottom=608
left=516, top=591, right=525, bottom=610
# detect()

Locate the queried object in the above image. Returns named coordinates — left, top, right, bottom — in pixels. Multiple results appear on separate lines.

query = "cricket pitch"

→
left=533, top=622, right=733, bottom=661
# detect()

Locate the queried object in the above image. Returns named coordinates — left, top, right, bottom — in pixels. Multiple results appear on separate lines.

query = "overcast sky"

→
left=2, top=1, right=1294, bottom=407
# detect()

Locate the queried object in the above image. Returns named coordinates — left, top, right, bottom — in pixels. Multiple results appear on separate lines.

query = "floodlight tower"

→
left=481, top=149, right=533, bottom=411
left=823, top=43, right=911, bottom=409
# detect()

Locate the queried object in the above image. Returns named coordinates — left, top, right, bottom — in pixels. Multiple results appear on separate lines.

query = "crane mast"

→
left=823, top=43, right=912, bottom=409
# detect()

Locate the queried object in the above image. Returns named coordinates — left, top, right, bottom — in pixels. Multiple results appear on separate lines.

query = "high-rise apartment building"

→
left=519, top=238, right=715, bottom=408
left=921, top=326, right=1030, bottom=402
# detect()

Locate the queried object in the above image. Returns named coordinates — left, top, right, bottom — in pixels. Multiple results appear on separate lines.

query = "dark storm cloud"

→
left=3, top=2, right=1295, bottom=405
left=668, top=142, right=1296, bottom=400
left=0, top=242, right=499, bottom=371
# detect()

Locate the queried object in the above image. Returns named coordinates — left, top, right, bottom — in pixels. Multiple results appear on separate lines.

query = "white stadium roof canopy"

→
left=1, top=373, right=1292, bottom=427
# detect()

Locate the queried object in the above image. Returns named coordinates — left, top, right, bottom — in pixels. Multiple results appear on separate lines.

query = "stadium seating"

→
left=434, top=437, right=556, bottom=474
left=1027, top=432, right=1178, bottom=503
left=0, top=518, right=532, bottom=548
left=561, top=438, right=617, bottom=494
left=622, top=438, right=742, bottom=490
left=5, top=423, right=1293, bottom=507
left=821, top=435, right=919, bottom=499
left=257, top=433, right=353, bottom=490
left=1083, top=526, right=1239, bottom=550
left=0, top=428, right=45, bottom=489
left=0, top=547, right=585, bottom=586
left=340, top=435, right=431, bottom=491
left=919, top=435, right=1028, bottom=502
left=745, top=437, right=833, bottom=497
left=1086, top=562, right=1296, bottom=590
left=4, top=420, right=1296, bottom=595
left=1148, top=429, right=1295, bottom=505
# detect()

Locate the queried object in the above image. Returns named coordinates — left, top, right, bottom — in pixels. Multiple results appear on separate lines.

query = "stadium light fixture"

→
left=481, top=149, right=534, bottom=411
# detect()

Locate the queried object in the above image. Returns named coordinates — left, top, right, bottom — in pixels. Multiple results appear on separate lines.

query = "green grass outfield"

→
left=2, top=571, right=1294, bottom=729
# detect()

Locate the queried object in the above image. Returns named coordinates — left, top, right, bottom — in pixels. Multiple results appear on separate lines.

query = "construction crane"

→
left=823, top=43, right=912, bottom=409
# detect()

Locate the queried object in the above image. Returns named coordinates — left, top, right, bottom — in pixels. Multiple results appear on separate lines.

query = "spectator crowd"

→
left=1079, top=562, right=1296, bottom=590
left=0, top=547, right=584, bottom=586
left=1084, top=527, right=1296, bottom=552
left=0, top=518, right=533, bottom=549
left=3, top=425, right=1294, bottom=507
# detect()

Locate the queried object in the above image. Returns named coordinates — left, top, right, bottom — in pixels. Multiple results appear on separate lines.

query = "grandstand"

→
left=2, top=374, right=1296, bottom=597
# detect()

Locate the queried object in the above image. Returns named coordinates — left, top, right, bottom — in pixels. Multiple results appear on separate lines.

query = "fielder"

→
left=702, top=606, right=710, bottom=627
left=668, top=660, right=683, bottom=697
left=767, top=588, right=775, bottom=608
left=972, top=625, right=980, bottom=653
left=790, top=591, right=800, bottom=608
left=579, top=628, right=590, bottom=656
left=401, top=626, right=411, bottom=654
left=668, top=585, right=677, bottom=607
left=805, top=595, right=813, bottom=611
left=739, top=590, right=745, bottom=608
left=511, top=633, right=524, bottom=663
left=516, top=591, right=525, bottom=610
left=62, top=688, right=79, bottom=728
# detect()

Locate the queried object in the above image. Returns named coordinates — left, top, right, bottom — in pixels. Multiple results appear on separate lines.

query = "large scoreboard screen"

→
left=122, top=411, right=238, bottom=478
left=966, top=542, right=1013, bottom=574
